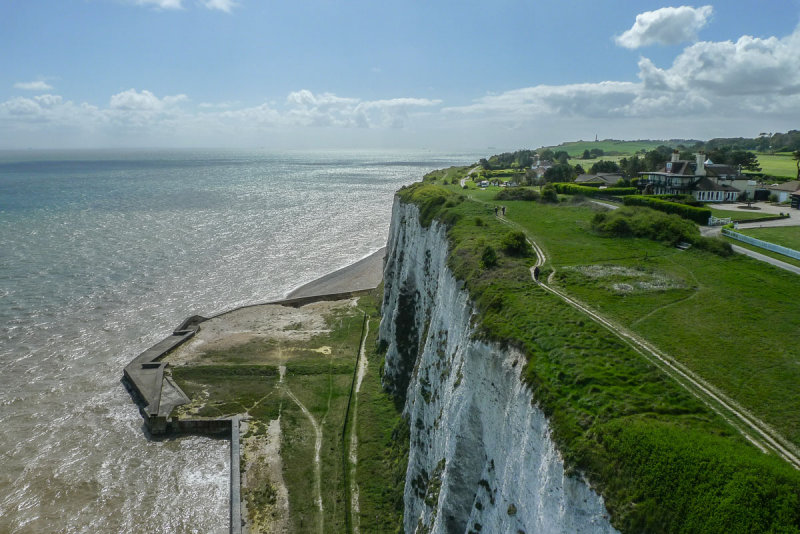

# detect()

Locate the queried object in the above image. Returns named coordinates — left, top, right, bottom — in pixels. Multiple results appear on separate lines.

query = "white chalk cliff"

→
left=379, top=198, right=619, bottom=534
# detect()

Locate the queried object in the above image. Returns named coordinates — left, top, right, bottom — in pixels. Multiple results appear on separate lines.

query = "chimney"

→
left=695, top=152, right=706, bottom=177
left=671, top=150, right=680, bottom=163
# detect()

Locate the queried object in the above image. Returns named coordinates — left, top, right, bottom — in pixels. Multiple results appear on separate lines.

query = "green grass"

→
left=397, top=181, right=800, bottom=533
left=169, top=293, right=407, bottom=533
left=722, top=236, right=800, bottom=268
left=351, top=290, right=408, bottom=533
left=737, top=226, right=800, bottom=252
left=707, top=206, right=780, bottom=222
left=757, top=153, right=799, bottom=179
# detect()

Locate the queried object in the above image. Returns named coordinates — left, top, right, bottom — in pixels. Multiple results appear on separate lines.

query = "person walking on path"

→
left=494, top=206, right=499, bottom=216
left=501, top=206, right=506, bottom=216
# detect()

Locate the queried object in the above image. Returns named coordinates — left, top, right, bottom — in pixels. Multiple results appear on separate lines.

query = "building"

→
left=574, top=173, right=623, bottom=186
left=764, top=180, right=800, bottom=203
left=638, top=151, right=755, bottom=202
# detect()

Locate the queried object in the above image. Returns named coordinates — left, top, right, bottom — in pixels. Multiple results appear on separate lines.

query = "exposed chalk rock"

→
left=379, top=198, right=618, bottom=534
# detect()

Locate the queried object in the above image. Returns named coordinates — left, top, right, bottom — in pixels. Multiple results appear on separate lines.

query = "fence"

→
left=721, top=228, right=800, bottom=261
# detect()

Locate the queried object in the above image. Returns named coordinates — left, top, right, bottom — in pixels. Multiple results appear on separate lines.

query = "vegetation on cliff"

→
left=396, top=181, right=800, bottom=533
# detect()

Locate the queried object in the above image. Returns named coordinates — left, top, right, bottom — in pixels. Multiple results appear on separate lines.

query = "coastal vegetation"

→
left=397, top=178, right=800, bottom=532
left=169, top=290, right=407, bottom=533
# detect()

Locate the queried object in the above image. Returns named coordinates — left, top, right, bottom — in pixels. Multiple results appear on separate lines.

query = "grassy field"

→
left=722, top=236, right=800, bottom=268
left=707, top=206, right=781, bottom=222
left=757, top=153, right=798, bottom=179
left=737, top=226, right=800, bottom=251
left=463, top=188, right=800, bottom=445
left=400, top=179, right=800, bottom=532
left=170, top=290, right=406, bottom=534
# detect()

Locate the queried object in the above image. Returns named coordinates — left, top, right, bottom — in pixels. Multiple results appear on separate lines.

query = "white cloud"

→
left=284, top=90, right=440, bottom=128
left=616, top=5, right=712, bottom=49
left=444, top=82, right=640, bottom=118
left=109, top=89, right=187, bottom=111
left=201, top=0, right=237, bottom=12
left=14, top=81, right=54, bottom=92
left=135, top=0, right=183, bottom=9
left=447, top=24, right=800, bottom=123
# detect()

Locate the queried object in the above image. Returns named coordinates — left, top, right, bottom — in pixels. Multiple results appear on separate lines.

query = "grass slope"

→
left=397, top=181, right=800, bottom=533
left=171, top=291, right=407, bottom=533
left=757, top=153, right=799, bottom=179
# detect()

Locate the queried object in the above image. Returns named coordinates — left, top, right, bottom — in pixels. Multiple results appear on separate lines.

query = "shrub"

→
left=541, top=185, right=558, bottom=203
left=593, top=206, right=732, bottom=255
left=501, top=231, right=530, bottom=256
left=475, top=216, right=485, bottom=226
left=480, top=245, right=498, bottom=268
left=494, top=188, right=540, bottom=201
left=623, top=195, right=712, bottom=224
left=551, top=183, right=637, bottom=197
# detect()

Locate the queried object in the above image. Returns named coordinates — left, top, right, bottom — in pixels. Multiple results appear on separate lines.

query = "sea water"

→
left=0, top=148, right=477, bottom=533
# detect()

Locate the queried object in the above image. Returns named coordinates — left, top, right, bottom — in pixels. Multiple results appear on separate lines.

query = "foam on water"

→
left=0, top=148, right=477, bottom=533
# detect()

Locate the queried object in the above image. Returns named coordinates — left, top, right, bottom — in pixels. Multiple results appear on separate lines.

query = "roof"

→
left=575, top=173, right=622, bottom=185
left=766, top=180, right=800, bottom=192
left=656, top=160, right=742, bottom=178
left=694, top=176, right=740, bottom=193
left=659, top=160, right=695, bottom=175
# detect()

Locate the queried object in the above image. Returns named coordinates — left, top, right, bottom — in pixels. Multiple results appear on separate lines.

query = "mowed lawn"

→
left=467, top=191, right=800, bottom=446
left=757, top=153, right=798, bottom=179
left=738, top=225, right=800, bottom=252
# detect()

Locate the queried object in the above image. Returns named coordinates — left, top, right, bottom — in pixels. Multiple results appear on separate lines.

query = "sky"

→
left=2, top=0, right=800, bottom=151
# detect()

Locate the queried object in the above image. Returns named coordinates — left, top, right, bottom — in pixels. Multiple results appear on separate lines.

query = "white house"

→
left=638, top=151, right=752, bottom=202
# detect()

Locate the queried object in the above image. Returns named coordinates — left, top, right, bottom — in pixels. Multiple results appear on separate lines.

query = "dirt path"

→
left=280, top=365, right=325, bottom=533
left=495, top=213, right=800, bottom=469
left=347, top=318, right=371, bottom=534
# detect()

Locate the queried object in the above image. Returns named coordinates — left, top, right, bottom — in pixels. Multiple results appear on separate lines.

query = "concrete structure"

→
left=122, top=247, right=386, bottom=534
left=765, top=180, right=800, bottom=203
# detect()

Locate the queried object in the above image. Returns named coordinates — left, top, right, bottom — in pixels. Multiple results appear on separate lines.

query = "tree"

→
left=619, top=155, right=646, bottom=179
left=590, top=148, right=604, bottom=158
left=590, top=160, right=621, bottom=174
left=544, top=163, right=575, bottom=183
left=554, top=150, right=570, bottom=164
left=582, top=149, right=591, bottom=160
left=574, top=164, right=585, bottom=175
left=539, top=149, right=555, bottom=162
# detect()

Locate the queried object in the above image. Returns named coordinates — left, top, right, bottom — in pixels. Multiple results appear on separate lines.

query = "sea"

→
left=0, top=148, right=479, bottom=533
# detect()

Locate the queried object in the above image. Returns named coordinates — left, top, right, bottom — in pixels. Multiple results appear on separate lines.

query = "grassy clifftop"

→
left=397, top=181, right=800, bottom=533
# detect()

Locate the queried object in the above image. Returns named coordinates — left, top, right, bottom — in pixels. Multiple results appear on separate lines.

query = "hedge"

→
left=623, top=195, right=711, bottom=224
left=552, top=183, right=637, bottom=197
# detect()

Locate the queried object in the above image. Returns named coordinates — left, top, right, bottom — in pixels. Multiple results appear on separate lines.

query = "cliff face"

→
left=379, top=198, right=618, bottom=534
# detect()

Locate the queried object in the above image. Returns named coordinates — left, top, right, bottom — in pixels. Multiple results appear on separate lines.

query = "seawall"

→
left=122, top=248, right=385, bottom=534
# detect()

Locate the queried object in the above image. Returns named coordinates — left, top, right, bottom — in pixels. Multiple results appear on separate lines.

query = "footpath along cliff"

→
left=378, top=197, right=617, bottom=533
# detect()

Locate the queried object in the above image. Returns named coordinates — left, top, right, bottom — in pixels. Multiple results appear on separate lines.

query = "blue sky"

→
left=2, top=1, right=800, bottom=150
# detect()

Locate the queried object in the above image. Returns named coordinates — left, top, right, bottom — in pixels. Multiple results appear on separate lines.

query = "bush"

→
left=592, top=206, right=732, bottom=255
left=494, top=188, right=540, bottom=201
left=551, top=183, right=637, bottom=197
left=475, top=216, right=485, bottom=226
left=501, top=231, right=530, bottom=256
left=623, top=195, right=712, bottom=224
left=541, top=185, right=559, bottom=203
left=481, top=245, right=498, bottom=268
